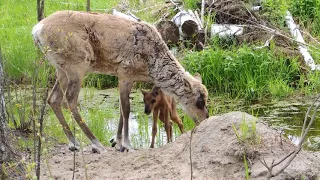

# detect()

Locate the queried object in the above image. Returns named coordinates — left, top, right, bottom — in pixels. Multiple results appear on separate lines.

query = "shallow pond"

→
left=20, top=87, right=320, bottom=151
left=71, top=88, right=320, bottom=151
left=248, top=100, right=320, bottom=151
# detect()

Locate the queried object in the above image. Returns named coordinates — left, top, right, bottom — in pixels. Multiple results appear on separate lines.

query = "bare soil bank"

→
left=41, top=112, right=320, bottom=180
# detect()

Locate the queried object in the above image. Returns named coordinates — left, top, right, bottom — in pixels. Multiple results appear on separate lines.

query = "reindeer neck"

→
left=147, top=45, right=191, bottom=100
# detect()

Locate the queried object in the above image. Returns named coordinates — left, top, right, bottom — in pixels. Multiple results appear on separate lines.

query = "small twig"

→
left=131, top=5, right=161, bottom=13
left=168, top=0, right=182, bottom=11
left=36, top=88, right=49, bottom=180
left=272, top=150, right=295, bottom=167
left=194, top=10, right=203, bottom=29
left=260, top=93, right=320, bottom=179
left=241, top=1, right=257, bottom=21
left=254, top=34, right=275, bottom=49
left=72, top=123, right=76, bottom=180
left=32, top=61, right=38, bottom=173
left=200, top=0, right=205, bottom=27
left=204, top=8, right=213, bottom=45
left=301, top=95, right=320, bottom=136
left=279, top=129, right=284, bottom=148
left=300, top=30, right=320, bottom=45
left=209, top=8, right=320, bottom=50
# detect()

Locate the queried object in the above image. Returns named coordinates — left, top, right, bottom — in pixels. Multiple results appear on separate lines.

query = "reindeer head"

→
left=141, top=87, right=162, bottom=115
left=179, top=73, right=209, bottom=124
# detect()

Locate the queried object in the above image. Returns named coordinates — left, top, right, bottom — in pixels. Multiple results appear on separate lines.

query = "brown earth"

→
left=40, top=112, right=320, bottom=180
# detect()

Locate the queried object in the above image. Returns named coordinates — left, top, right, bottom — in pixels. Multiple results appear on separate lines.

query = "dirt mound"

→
left=40, top=112, right=320, bottom=180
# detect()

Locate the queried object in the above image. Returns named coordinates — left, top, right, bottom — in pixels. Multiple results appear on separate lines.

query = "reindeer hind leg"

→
left=47, top=69, right=80, bottom=151
left=65, top=70, right=105, bottom=153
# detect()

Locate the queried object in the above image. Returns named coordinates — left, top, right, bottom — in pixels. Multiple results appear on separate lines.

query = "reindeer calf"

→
left=142, top=86, right=184, bottom=148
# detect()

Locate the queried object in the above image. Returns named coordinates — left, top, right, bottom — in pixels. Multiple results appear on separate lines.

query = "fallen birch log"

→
left=112, top=9, right=140, bottom=22
left=171, top=10, right=201, bottom=39
left=211, top=24, right=244, bottom=37
left=156, top=21, right=179, bottom=45
left=285, top=11, right=320, bottom=70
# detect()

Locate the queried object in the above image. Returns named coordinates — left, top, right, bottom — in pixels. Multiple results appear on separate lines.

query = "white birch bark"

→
left=285, top=11, right=320, bottom=70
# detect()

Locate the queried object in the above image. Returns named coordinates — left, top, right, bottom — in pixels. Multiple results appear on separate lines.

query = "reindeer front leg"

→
left=151, top=109, right=159, bottom=148
left=118, top=80, right=134, bottom=152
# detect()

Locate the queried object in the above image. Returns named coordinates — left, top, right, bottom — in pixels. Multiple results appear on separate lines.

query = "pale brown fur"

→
left=141, top=87, right=184, bottom=148
left=32, top=10, right=208, bottom=152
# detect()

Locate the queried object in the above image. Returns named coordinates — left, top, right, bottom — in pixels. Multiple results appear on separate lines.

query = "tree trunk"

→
left=86, top=0, right=90, bottom=12
left=0, top=48, right=10, bottom=178
left=37, top=0, right=45, bottom=22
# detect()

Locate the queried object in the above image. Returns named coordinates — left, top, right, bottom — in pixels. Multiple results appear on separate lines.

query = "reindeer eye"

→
left=196, top=93, right=205, bottom=110
left=151, top=99, right=156, bottom=104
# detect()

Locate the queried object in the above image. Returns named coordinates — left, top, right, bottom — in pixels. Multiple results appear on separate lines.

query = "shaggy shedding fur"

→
left=32, top=10, right=209, bottom=152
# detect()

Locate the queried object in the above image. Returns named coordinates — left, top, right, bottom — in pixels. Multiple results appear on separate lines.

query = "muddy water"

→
left=78, top=89, right=320, bottom=151
left=247, top=101, right=320, bottom=151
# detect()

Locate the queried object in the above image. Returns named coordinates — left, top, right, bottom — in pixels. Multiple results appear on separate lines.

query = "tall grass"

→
left=182, top=43, right=306, bottom=100
left=0, top=0, right=118, bottom=82
left=289, top=0, right=320, bottom=37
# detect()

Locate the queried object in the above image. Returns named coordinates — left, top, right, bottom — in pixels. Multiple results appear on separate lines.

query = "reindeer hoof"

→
left=68, top=141, right=80, bottom=151
left=120, top=146, right=127, bottom=152
left=110, top=138, right=117, bottom=147
left=92, top=144, right=105, bottom=154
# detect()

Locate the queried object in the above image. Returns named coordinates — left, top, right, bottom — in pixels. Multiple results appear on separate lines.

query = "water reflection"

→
left=80, top=88, right=320, bottom=151
left=248, top=103, right=320, bottom=151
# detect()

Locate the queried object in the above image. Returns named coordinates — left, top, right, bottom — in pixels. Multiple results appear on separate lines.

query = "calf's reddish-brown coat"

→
left=142, top=86, right=184, bottom=148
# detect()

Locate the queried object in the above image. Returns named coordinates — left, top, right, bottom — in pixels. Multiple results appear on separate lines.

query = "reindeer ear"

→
left=194, top=73, right=202, bottom=83
left=152, top=86, right=161, bottom=96
left=184, top=78, right=192, bottom=91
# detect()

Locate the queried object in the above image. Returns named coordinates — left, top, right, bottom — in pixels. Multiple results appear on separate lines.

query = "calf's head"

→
left=141, top=87, right=161, bottom=115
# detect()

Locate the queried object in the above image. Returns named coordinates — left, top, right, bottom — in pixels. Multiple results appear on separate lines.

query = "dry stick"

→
left=241, top=1, right=257, bottom=22
left=32, top=61, right=38, bottom=175
left=210, top=8, right=320, bottom=51
left=260, top=93, right=320, bottom=178
left=300, top=30, right=320, bottom=45
left=79, top=140, right=88, bottom=180
left=301, top=95, right=320, bottom=136
left=72, top=114, right=76, bottom=180
left=168, top=0, right=182, bottom=11
left=6, top=83, right=17, bottom=129
left=200, top=0, right=205, bottom=27
left=86, top=0, right=90, bottom=12
left=36, top=88, right=49, bottom=180
left=62, top=86, right=88, bottom=180
left=204, top=8, right=213, bottom=45
left=254, top=34, right=275, bottom=49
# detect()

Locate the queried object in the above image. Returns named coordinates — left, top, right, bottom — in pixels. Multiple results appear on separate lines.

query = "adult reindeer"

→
left=32, top=10, right=209, bottom=153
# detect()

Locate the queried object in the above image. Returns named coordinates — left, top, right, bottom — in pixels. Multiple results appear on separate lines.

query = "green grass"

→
left=182, top=43, right=320, bottom=100
left=0, top=0, right=118, bottom=81
left=289, top=0, right=320, bottom=37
